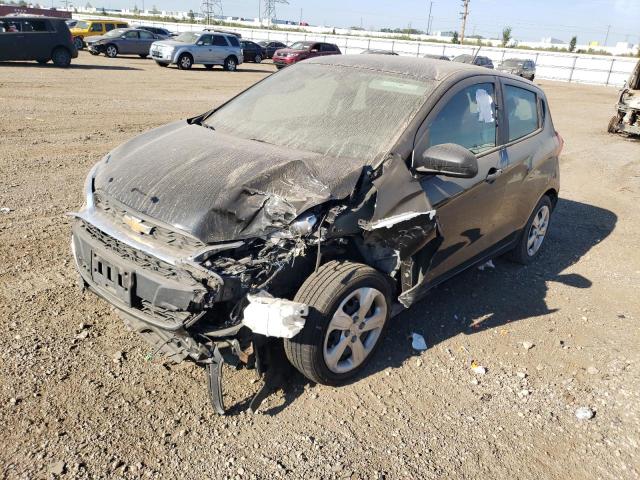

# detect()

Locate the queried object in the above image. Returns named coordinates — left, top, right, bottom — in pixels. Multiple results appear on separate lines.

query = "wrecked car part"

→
left=241, top=291, right=308, bottom=339
left=206, top=346, right=226, bottom=415
left=609, top=60, right=640, bottom=136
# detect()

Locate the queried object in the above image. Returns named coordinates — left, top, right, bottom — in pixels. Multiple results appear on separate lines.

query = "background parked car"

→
left=272, top=41, right=341, bottom=69
left=361, top=49, right=398, bottom=55
left=137, top=26, right=173, bottom=38
left=423, top=54, right=450, bottom=60
left=240, top=40, right=264, bottom=63
left=86, top=28, right=161, bottom=58
left=453, top=54, right=494, bottom=68
left=498, top=58, right=536, bottom=80
left=257, top=40, right=287, bottom=59
left=70, top=19, right=129, bottom=50
left=150, top=31, right=243, bottom=71
left=0, top=15, right=77, bottom=67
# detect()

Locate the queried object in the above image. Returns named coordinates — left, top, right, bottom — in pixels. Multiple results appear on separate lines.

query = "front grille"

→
left=94, top=193, right=206, bottom=251
left=81, top=221, right=179, bottom=279
left=139, top=299, right=191, bottom=323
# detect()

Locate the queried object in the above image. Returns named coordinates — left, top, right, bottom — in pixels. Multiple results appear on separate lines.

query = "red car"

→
left=272, top=41, right=341, bottom=69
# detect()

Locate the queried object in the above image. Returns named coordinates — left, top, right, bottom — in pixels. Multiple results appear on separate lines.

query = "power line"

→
left=262, top=0, right=289, bottom=25
left=201, top=0, right=223, bottom=24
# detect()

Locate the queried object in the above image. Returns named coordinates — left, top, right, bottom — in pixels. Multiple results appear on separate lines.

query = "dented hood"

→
left=94, top=121, right=364, bottom=243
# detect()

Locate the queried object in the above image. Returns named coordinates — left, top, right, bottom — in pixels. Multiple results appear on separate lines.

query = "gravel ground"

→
left=1, top=53, right=639, bottom=479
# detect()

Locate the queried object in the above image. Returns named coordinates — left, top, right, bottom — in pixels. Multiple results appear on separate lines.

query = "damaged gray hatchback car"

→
left=608, top=59, right=640, bottom=136
left=71, top=56, right=562, bottom=413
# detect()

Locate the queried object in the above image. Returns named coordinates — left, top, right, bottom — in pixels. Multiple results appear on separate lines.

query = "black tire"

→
left=507, top=195, right=553, bottom=265
left=284, top=261, right=392, bottom=386
left=607, top=115, right=619, bottom=134
left=223, top=55, right=238, bottom=71
left=138, top=54, right=148, bottom=58
left=155, top=61, right=168, bottom=67
left=204, top=64, right=214, bottom=70
left=36, top=59, right=49, bottom=64
left=530, top=74, right=535, bottom=81
left=177, top=53, right=193, bottom=70
left=73, top=36, right=84, bottom=50
left=105, top=44, right=118, bottom=58
left=51, top=48, right=72, bottom=68
left=254, top=54, right=262, bottom=64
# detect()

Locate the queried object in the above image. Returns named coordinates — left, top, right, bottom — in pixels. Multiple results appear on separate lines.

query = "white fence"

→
left=79, top=15, right=637, bottom=87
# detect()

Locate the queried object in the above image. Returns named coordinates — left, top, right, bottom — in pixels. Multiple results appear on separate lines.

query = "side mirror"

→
left=414, top=144, right=478, bottom=178
left=196, top=40, right=204, bottom=46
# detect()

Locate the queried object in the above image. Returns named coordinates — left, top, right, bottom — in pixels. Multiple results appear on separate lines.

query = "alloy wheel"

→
left=527, top=205, right=550, bottom=256
left=323, top=287, right=387, bottom=374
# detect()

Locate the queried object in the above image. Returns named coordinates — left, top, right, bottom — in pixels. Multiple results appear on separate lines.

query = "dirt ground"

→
left=1, top=52, right=639, bottom=480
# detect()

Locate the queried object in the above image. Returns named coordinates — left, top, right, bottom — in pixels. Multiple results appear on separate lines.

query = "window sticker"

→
left=475, top=89, right=495, bottom=123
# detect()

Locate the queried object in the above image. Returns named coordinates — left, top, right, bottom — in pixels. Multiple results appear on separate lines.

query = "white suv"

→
left=150, top=31, right=243, bottom=71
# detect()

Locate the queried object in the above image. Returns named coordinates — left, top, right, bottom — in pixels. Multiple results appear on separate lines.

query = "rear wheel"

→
left=51, top=48, right=72, bottom=67
left=530, top=74, right=535, bottom=81
left=105, top=44, right=118, bottom=58
left=177, top=53, right=193, bottom=70
left=254, top=54, right=262, bottom=63
left=507, top=196, right=553, bottom=265
left=223, top=56, right=237, bottom=71
left=608, top=115, right=619, bottom=133
left=73, top=36, right=84, bottom=50
left=284, top=261, right=392, bottom=385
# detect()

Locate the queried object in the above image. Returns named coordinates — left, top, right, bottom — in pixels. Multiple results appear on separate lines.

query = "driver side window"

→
left=426, top=83, right=497, bottom=155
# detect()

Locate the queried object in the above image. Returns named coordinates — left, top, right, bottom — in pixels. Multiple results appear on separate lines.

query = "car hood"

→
left=85, top=34, right=110, bottom=44
left=274, top=48, right=307, bottom=55
left=152, top=39, right=190, bottom=48
left=93, top=121, right=365, bottom=243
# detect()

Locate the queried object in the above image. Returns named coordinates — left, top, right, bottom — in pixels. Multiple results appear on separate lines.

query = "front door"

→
left=193, top=34, right=214, bottom=62
left=121, top=30, right=139, bottom=54
left=413, top=76, right=507, bottom=281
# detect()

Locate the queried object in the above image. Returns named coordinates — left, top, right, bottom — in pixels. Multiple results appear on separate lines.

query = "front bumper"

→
left=273, top=57, right=296, bottom=68
left=71, top=214, right=243, bottom=362
left=87, top=44, right=105, bottom=54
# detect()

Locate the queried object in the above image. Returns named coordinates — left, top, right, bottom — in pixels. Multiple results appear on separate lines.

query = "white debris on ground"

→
left=477, top=259, right=495, bottom=271
left=410, top=333, right=428, bottom=351
left=575, top=407, right=595, bottom=420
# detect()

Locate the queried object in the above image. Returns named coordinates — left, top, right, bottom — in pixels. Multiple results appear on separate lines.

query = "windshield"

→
left=289, top=41, right=312, bottom=50
left=205, top=63, right=434, bottom=160
left=105, top=28, right=127, bottom=37
left=175, top=32, right=200, bottom=43
left=74, top=21, right=88, bottom=29
left=453, top=55, right=472, bottom=63
left=502, top=59, right=524, bottom=67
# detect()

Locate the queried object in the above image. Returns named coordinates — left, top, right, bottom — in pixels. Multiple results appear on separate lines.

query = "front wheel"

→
left=223, top=56, right=237, bottom=71
left=254, top=54, right=262, bottom=63
left=507, top=196, right=553, bottom=265
left=73, top=37, right=84, bottom=50
left=105, top=44, right=118, bottom=58
left=284, top=261, right=392, bottom=385
left=177, top=53, right=193, bottom=70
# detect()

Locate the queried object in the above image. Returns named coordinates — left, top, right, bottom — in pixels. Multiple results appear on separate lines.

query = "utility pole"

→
left=427, top=1, right=433, bottom=35
left=459, top=0, right=470, bottom=44
left=604, top=24, right=611, bottom=46
left=262, top=0, right=288, bottom=26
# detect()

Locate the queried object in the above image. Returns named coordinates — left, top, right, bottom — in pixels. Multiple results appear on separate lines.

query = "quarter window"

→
left=505, top=85, right=539, bottom=141
left=427, top=83, right=497, bottom=154
left=227, top=36, right=240, bottom=47
left=90, top=23, right=103, bottom=32
left=105, top=23, right=115, bottom=32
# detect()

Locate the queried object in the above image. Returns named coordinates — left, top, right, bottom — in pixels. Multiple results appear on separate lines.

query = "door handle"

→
left=485, top=168, right=503, bottom=182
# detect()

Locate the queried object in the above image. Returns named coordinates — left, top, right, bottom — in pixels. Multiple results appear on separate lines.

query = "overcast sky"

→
left=84, top=0, right=639, bottom=44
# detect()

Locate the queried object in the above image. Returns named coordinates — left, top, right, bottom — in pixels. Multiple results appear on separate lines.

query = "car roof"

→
left=1, top=15, right=65, bottom=21
left=305, top=55, right=538, bottom=88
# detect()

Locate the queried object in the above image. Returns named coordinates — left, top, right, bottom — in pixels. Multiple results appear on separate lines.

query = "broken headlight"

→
left=268, top=213, right=318, bottom=242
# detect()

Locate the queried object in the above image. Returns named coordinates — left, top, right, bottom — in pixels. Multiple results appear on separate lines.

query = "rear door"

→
left=138, top=30, right=155, bottom=54
left=498, top=79, right=556, bottom=234
left=0, top=19, right=22, bottom=60
left=413, top=76, right=508, bottom=281
left=89, top=22, right=104, bottom=37
left=211, top=34, right=230, bottom=63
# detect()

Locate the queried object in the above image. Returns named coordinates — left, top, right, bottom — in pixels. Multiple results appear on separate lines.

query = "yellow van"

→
left=70, top=19, right=129, bottom=50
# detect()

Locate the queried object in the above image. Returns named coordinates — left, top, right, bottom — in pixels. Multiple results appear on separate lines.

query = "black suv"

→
left=453, top=54, right=494, bottom=69
left=0, top=16, right=77, bottom=67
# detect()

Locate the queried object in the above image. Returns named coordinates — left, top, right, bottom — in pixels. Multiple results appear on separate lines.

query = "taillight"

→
left=555, top=130, right=564, bottom=156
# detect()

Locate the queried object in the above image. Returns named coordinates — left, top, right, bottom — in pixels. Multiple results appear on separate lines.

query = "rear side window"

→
left=90, top=23, right=103, bottom=32
left=124, top=31, right=139, bottom=39
left=212, top=35, right=228, bottom=46
left=105, top=23, right=115, bottom=32
left=227, top=36, right=240, bottom=47
left=139, top=30, right=154, bottom=39
left=23, top=20, right=49, bottom=32
left=505, top=85, right=539, bottom=141
left=427, top=83, right=497, bottom=154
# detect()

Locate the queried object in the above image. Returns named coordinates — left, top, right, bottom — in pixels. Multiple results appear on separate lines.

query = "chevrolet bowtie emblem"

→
left=123, top=214, right=154, bottom=235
